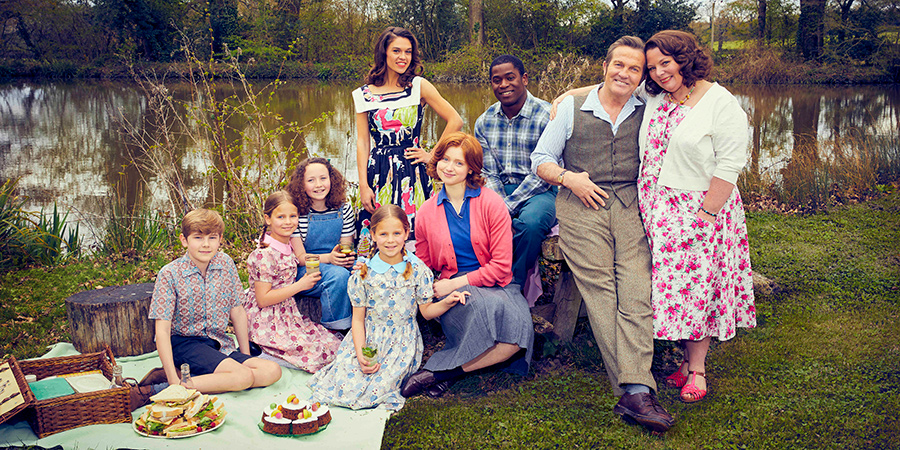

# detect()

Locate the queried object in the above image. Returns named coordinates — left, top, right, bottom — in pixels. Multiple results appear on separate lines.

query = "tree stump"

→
left=541, top=236, right=586, bottom=342
left=65, top=283, right=156, bottom=357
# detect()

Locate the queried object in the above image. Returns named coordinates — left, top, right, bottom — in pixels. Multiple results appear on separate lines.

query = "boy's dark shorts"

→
left=171, top=335, right=253, bottom=376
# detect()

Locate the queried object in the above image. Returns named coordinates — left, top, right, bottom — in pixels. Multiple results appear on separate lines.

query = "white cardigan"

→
left=639, top=82, right=750, bottom=190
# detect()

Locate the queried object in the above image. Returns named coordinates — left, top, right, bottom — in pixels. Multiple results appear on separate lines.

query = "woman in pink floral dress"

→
left=244, top=191, right=341, bottom=372
left=638, top=30, right=756, bottom=403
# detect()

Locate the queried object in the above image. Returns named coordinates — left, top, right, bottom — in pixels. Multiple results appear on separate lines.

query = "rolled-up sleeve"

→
left=531, top=96, right=574, bottom=172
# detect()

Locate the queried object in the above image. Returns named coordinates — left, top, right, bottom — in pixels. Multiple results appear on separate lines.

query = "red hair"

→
left=427, top=132, right=486, bottom=189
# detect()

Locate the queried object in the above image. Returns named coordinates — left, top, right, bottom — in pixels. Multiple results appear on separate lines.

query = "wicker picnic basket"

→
left=18, top=345, right=131, bottom=438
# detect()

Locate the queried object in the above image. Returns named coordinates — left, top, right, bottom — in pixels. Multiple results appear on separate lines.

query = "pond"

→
left=1, top=79, right=899, bottom=241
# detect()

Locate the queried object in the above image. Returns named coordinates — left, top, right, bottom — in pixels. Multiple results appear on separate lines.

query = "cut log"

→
left=65, top=284, right=156, bottom=357
left=539, top=236, right=586, bottom=342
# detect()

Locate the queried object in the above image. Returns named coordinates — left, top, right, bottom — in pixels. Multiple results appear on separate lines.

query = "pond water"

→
left=1, top=79, right=898, bottom=240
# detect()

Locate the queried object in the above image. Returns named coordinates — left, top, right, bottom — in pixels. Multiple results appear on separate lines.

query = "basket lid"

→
left=0, top=356, right=37, bottom=426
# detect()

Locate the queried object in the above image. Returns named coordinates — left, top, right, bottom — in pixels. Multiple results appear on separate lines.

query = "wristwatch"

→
left=556, top=169, right=567, bottom=186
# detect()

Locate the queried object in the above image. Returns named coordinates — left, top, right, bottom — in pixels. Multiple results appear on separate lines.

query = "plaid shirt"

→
left=474, top=92, right=553, bottom=214
left=149, top=252, right=243, bottom=354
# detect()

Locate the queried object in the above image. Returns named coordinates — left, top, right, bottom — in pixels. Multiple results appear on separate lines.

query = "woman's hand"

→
left=433, top=277, right=466, bottom=299
left=442, top=290, right=469, bottom=307
left=357, top=355, right=381, bottom=374
left=295, top=271, right=322, bottom=291
left=697, top=210, right=716, bottom=224
left=329, top=244, right=356, bottom=269
left=404, top=146, right=431, bottom=165
left=359, top=184, right=377, bottom=213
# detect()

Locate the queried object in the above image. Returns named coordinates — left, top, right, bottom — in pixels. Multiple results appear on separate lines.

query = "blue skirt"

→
left=423, top=283, right=534, bottom=375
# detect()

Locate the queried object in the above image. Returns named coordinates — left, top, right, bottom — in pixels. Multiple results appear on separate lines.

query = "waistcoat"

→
left=563, top=94, right=644, bottom=208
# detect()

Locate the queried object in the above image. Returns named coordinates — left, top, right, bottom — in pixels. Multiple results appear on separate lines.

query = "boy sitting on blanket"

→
left=131, top=209, right=282, bottom=411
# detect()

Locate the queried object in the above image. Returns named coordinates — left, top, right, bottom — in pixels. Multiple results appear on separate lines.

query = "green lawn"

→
left=382, top=191, right=900, bottom=449
left=1, top=192, right=898, bottom=449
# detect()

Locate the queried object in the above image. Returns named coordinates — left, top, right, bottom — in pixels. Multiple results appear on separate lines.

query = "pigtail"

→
left=258, top=224, right=270, bottom=248
left=401, top=248, right=412, bottom=280
left=359, top=262, right=369, bottom=280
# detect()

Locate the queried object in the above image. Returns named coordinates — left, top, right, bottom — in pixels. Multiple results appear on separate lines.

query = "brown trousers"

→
left=555, top=189, right=657, bottom=395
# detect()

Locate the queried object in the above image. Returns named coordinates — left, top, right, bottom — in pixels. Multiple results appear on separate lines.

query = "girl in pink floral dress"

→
left=243, top=191, right=341, bottom=372
left=638, top=30, right=756, bottom=403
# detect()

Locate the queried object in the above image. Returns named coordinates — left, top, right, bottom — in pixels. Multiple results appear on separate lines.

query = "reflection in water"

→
left=1, top=80, right=898, bottom=238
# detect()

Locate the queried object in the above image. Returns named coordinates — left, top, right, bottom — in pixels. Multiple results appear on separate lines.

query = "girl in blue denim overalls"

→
left=286, top=158, right=357, bottom=330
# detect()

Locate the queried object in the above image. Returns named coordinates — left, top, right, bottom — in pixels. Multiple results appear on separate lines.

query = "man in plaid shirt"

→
left=474, top=55, right=557, bottom=287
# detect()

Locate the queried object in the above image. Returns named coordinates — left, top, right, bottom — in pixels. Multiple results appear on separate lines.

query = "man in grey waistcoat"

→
left=531, top=36, right=674, bottom=433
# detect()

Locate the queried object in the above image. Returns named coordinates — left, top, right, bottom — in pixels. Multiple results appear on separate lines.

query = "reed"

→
left=97, top=196, right=175, bottom=257
left=0, top=179, right=82, bottom=270
left=739, top=133, right=900, bottom=212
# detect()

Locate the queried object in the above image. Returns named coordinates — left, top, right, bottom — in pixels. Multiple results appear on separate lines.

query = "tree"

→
left=758, top=0, right=766, bottom=41
left=797, top=0, right=825, bottom=59
left=470, top=0, right=483, bottom=46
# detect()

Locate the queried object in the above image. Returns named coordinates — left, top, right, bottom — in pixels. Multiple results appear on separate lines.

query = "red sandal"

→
left=680, top=371, right=707, bottom=403
left=664, top=360, right=689, bottom=388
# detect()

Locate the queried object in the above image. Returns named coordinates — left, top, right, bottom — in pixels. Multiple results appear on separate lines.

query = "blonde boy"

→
left=133, top=209, right=281, bottom=409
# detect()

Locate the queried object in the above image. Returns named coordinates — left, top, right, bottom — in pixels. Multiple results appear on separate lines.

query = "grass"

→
left=382, top=190, right=900, bottom=449
left=0, top=192, right=898, bottom=448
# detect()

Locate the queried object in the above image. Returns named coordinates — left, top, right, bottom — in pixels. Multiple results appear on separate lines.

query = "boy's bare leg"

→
left=243, top=357, right=282, bottom=387
left=185, top=359, right=253, bottom=394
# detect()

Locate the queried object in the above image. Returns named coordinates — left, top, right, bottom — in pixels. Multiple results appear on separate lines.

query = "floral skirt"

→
left=356, top=145, right=431, bottom=257
left=638, top=178, right=757, bottom=341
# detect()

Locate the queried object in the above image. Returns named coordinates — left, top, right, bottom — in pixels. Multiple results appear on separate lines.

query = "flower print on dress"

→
left=637, top=101, right=756, bottom=342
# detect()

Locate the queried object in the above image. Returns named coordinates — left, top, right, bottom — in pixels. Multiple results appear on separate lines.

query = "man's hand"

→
left=564, top=171, right=609, bottom=210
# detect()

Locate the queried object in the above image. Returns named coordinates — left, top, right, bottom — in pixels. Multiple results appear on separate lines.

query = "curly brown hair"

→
left=644, top=30, right=712, bottom=96
left=286, top=157, right=347, bottom=215
left=366, top=27, right=424, bottom=88
left=427, top=132, right=485, bottom=189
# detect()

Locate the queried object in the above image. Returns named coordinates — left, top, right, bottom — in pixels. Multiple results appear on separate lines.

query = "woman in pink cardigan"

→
left=400, top=132, right=534, bottom=399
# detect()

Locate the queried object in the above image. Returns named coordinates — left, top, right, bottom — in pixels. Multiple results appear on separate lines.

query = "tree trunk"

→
left=757, top=0, right=767, bottom=41
left=469, top=0, right=483, bottom=46
left=797, top=0, right=826, bottom=60
left=65, top=284, right=157, bottom=357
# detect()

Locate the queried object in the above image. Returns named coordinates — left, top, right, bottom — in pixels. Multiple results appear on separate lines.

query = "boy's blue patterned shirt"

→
left=474, top=91, right=553, bottom=214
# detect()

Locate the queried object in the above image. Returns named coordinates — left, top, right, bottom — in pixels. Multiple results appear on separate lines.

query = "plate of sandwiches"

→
left=133, top=384, right=227, bottom=438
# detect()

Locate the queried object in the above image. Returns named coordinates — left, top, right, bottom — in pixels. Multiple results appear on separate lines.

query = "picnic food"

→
left=262, top=404, right=291, bottom=434
left=260, top=395, right=330, bottom=436
left=280, top=394, right=308, bottom=420
left=310, top=401, right=332, bottom=427
left=134, top=385, right=227, bottom=438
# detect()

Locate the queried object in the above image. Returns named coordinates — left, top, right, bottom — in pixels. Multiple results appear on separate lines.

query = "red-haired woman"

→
left=353, top=26, right=463, bottom=257
left=400, top=132, right=533, bottom=398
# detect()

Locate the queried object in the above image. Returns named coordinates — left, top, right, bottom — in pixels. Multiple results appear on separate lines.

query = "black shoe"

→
left=425, top=379, right=455, bottom=398
left=400, top=369, right=436, bottom=398
left=613, top=392, right=675, bottom=433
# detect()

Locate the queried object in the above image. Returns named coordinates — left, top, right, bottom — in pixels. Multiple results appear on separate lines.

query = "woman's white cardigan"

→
left=638, top=82, right=750, bottom=190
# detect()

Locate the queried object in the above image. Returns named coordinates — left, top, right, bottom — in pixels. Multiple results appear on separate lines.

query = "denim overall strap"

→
left=296, top=208, right=352, bottom=330
left=304, top=209, right=343, bottom=253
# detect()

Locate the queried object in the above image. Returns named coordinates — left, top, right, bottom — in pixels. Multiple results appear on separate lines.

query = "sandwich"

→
left=134, top=385, right=227, bottom=438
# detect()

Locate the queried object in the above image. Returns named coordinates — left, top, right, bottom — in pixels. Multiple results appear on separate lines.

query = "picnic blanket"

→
left=0, top=343, right=390, bottom=449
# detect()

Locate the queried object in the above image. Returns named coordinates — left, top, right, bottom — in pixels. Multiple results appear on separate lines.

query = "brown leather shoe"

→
left=613, top=392, right=675, bottom=432
left=138, top=367, right=167, bottom=386
left=400, top=369, right=436, bottom=398
left=425, top=379, right=455, bottom=398
left=129, top=384, right=155, bottom=411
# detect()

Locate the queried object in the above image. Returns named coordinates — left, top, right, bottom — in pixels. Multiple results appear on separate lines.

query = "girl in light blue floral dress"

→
left=308, top=205, right=468, bottom=410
